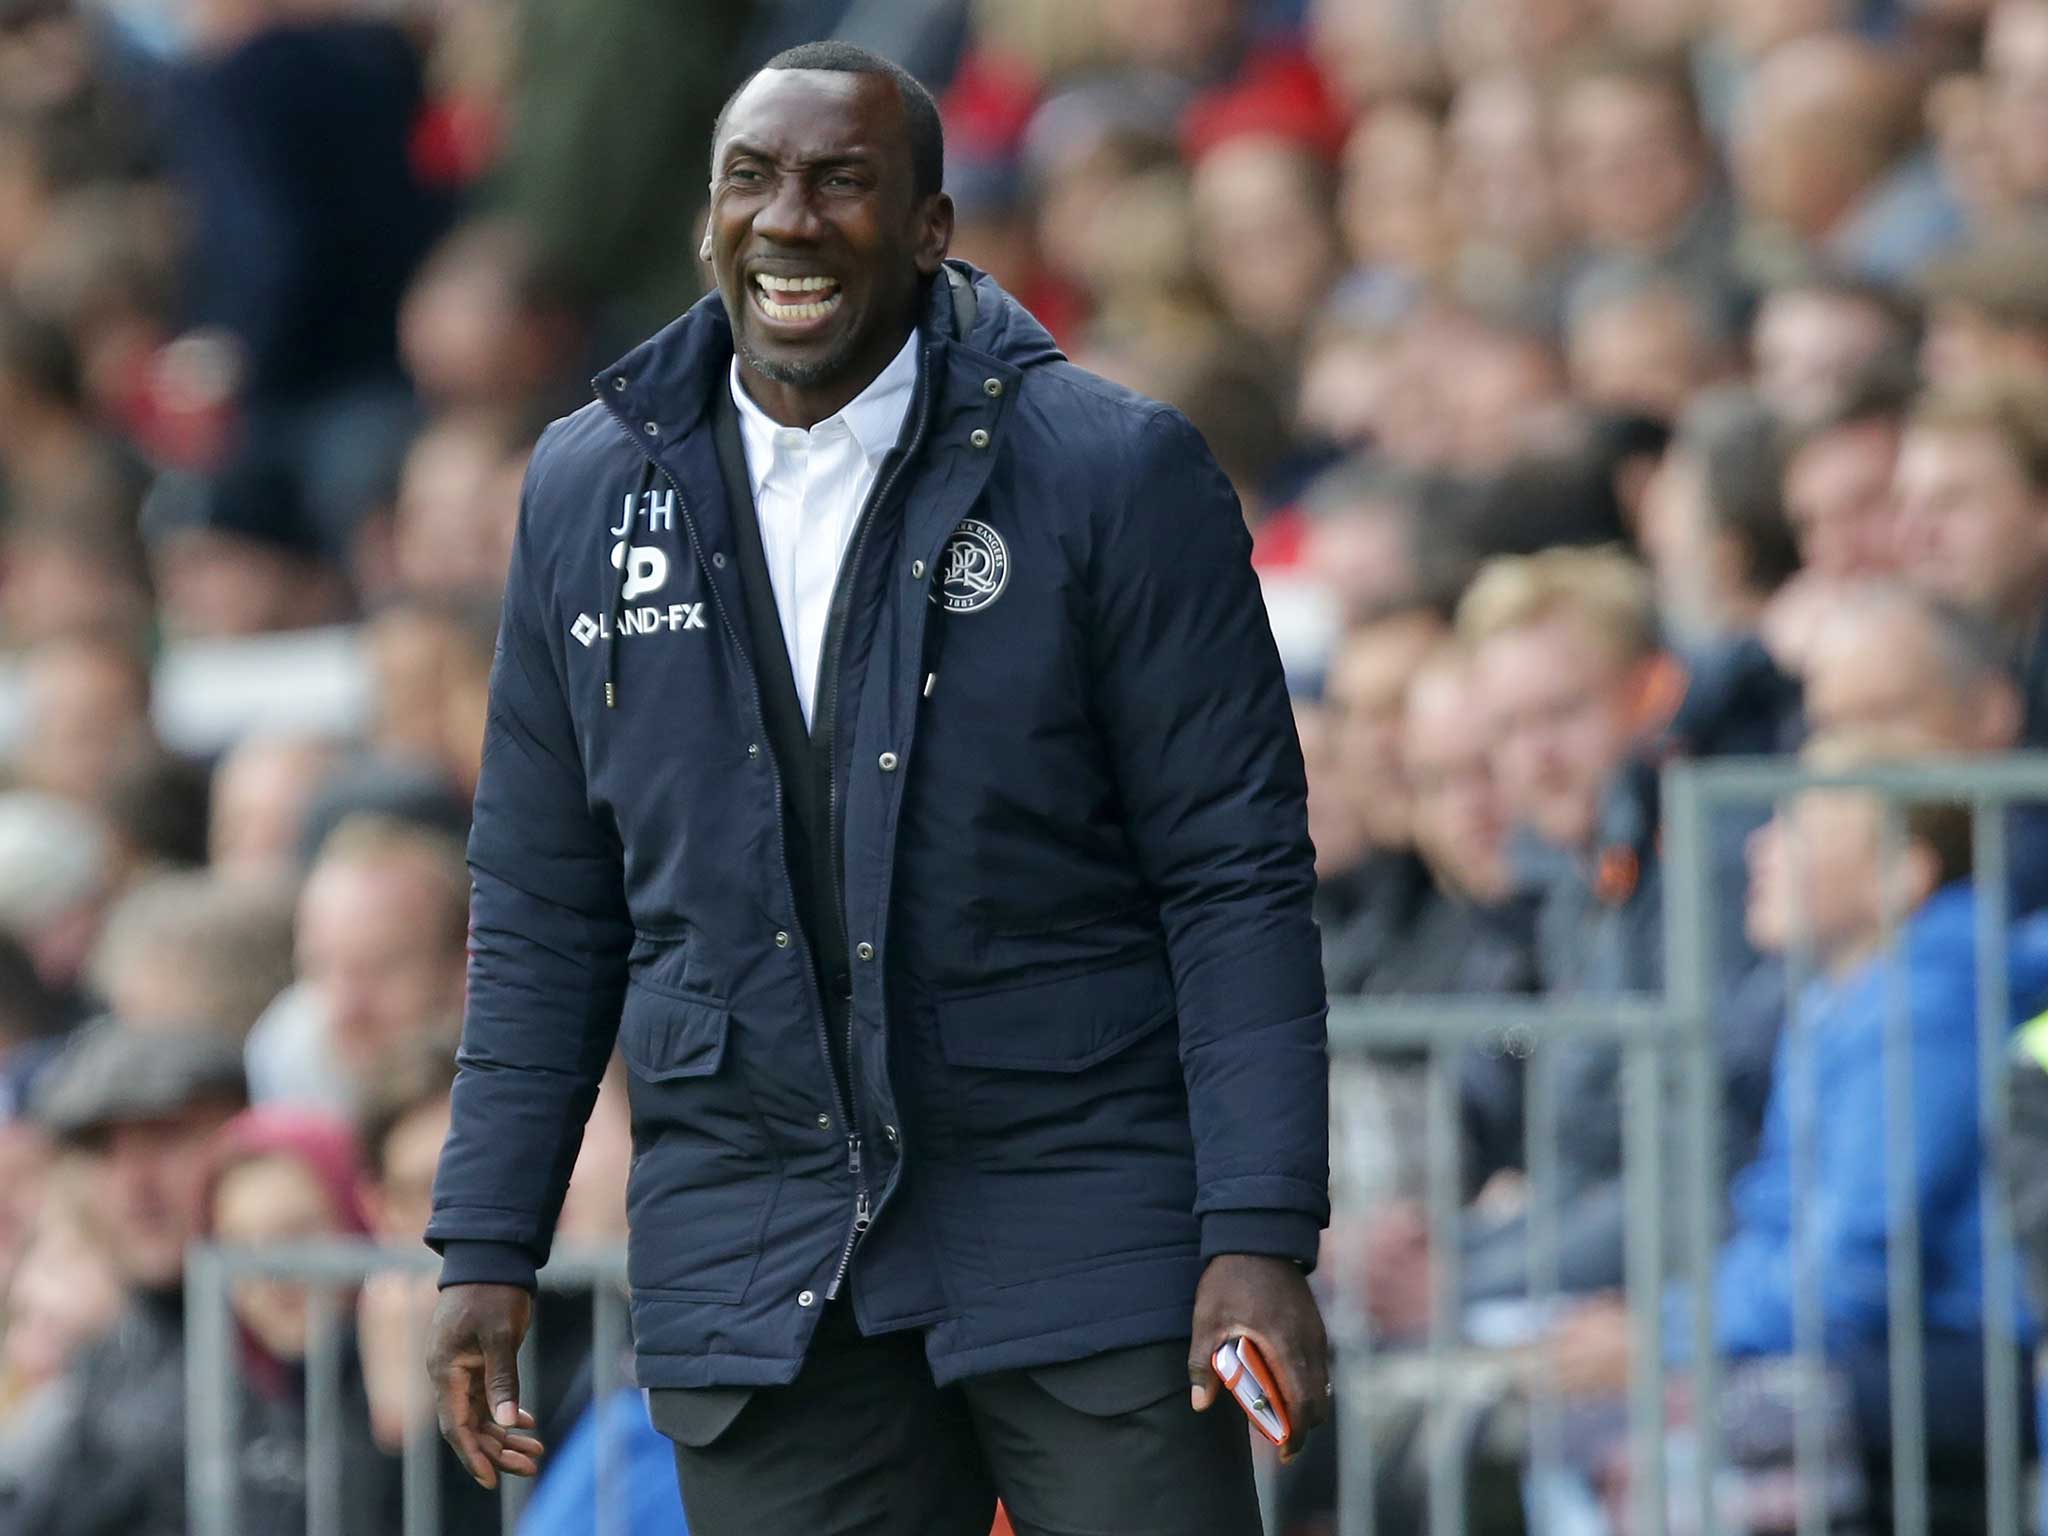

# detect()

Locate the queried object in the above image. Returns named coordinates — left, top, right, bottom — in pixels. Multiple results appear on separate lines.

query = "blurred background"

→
left=3, top=0, right=2048, bottom=1532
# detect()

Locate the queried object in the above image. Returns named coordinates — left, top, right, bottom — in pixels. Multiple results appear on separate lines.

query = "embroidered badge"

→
left=934, top=519, right=1009, bottom=614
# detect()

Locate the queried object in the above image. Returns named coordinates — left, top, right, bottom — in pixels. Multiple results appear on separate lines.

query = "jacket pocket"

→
left=934, top=949, right=1176, bottom=1072
left=618, top=981, right=729, bottom=1081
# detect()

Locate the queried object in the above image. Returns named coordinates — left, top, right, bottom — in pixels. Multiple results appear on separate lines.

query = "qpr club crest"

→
left=934, top=518, right=1009, bottom=614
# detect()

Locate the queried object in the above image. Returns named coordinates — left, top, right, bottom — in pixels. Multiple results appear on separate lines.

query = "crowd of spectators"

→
left=0, top=0, right=2046, bottom=1532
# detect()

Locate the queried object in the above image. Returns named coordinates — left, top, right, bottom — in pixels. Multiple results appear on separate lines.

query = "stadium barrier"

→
left=1325, top=755, right=2048, bottom=1536
left=184, top=1241, right=632, bottom=1536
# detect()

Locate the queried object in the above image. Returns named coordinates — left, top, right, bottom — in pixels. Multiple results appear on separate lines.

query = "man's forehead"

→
left=719, top=68, right=899, bottom=160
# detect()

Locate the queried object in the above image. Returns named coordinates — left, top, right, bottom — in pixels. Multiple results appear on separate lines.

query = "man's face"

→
left=1893, top=424, right=2048, bottom=621
left=1784, top=419, right=1900, bottom=580
left=215, top=1153, right=340, bottom=1363
left=1989, top=0, right=2048, bottom=201
left=1323, top=615, right=1446, bottom=849
left=1745, top=790, right=1886, bottom=963
left=101, top=1102, right=239, bottom=1290
left=296, top=855, right=465, bottom=1083
left=1403, top=666, right=1511, bottom=903
left=369, top=1097, right=450, bottom=1247
left=1752, top=290, right=1893, bottom=426
left=1559, top=78, right=1703, bottom=252
left=20, top=644, right=149, bottom=804
left=709, top=69, right=945, bottom=393
left=1476, top=615, right=1641, bottom=852
left=1803, top=600, right=2016, bottom=749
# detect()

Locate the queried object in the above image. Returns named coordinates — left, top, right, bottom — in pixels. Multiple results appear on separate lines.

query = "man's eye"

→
left=824, top=174, right=860, bottom=190
left=728, top=167, right=765, bottom=185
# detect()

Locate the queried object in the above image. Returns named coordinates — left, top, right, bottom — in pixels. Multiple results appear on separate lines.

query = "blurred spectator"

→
left=1891, top=376, right=2048, bottom=737
left=247, top=813, right=467, bottom=1111
left=1734, top=34, right=1963, bottom=284
left=207, top=732, right=345, bottom=886
left=399, top=219, right=585, bottom=423
left=1557, top=52, right=1738, bottom=319
left=1318, top=605, right=1448, bottom=995
left=1988, top=0, right=2048, bottom=210
left=1335, top=98, right=1449, bottom=309
left=200, top=1108, right=394, bottom=1536
left=493, top=0, right=754, bottom=346
left=391, top=414, right=527, bottom=601
left=163, top=0, right=448, bottom=553
left=1445, top=71, right=1571, bottom=325
left=97, top=745, right=212, bottom=879
left=364, top=592, right=501, bottom=799
left=1295, top=461, right=1440, bottom=622
left=0, top=298, right=142, bottom=533
left=88, top=871, right=295, bottom=1040
left=1927, top=71, right=2014, bottom=229
left=1781, top=365, right=1913, bottom=581
left=1916, top=221, right=2048, bottom=387
left=1436, top=308, right=1572, bottom=476
left=0, top=1170, right=122, bottom=1499
left=2, top=1021, right=246, bottom=1536
left=1190, top=132, right=1343, bottom=357
left=13, top=625, right=155, bottom=813
left=1805, top=584, right=2026, bottom=750
left=0, top=501, right=152, bottom=648
left=0, top=792, right=112, bottom=1022
left=1565, top=267, right=1733, bottom=422
left=1639, top=387, right=1800, bottom=648
left=1750, top=268, right=1918, bottom=427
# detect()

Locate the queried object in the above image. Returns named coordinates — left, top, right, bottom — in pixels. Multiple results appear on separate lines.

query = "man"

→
left=1751, top=270, right=1915, bottom=429
left=246, top=812, right=469, bottom=1108
left=1781, top=365, right=1910, bottom=583
left=0, top=1022, right=247, bottom=1536
left=1318, top=604, right=1451, bottom=996
left=1988, top=0, right=2048, bottom=211
left=425, top=43, right=1328, bottom=1536
left=1916, top=223, right=2048, bottom=389
left=1891, top=376, right=2048, bottom=743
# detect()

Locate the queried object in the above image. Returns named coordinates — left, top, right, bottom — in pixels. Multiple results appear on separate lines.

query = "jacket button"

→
left=712, top=552, right=727, bottom=569
left=969, top=429, right=990, bottom=449
left=856, top=942, right=875, bottom=962
left=883, top=1124, right=898, bottom=1144
left=878, top=752, right=898, bottom=772
left=643, top=421, right=659, bottom=436
left=983, top=378, right=1002, bottom=398
left=612, top=376, right=628, bottom=392
left=911, top=559, right=925, bottom=579
left=815, top=1113, right=831, bottom=1130
left=775, top=930, right=791, bottom=948
left=798, top=1290, right=816, bottom=1308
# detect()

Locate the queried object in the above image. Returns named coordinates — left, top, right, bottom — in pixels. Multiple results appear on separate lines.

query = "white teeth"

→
left=756, top=290, right=844, bottom=321
left=754, top=274, right=837, bottom=292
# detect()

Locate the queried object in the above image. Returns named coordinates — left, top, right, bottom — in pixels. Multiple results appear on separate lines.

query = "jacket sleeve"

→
left=1086, top=406, right=1329, bottom=1268
left=427, top=425, right=632, bottom=1290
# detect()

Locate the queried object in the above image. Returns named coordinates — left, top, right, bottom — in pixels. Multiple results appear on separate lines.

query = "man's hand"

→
left=1188, top=1253, right=1330, bottom=1464
left=426, top=1283, right=545, bottom=1488
left=1358, top=1201, right=1433, bottom=1339
left=1549, top=1294, right=1633, bottom=1398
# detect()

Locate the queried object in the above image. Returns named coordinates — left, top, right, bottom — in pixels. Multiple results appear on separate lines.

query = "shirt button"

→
left=969, top=429, right=990, bottom=449
left=775, top=930, right=791, bottom=948
left=798, top=1290, right=817, bottom=1308
left=983, top=378, right=1002, bottom=398
left=856, top=942, right=875, bottom=962
left=878, top=752, right=898, bottom=772
left=815, top=1113, right=832, bottom=1130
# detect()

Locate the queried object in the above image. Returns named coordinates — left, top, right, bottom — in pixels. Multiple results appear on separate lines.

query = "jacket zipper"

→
left=598, top=402, right=858, bottom=1275
left=815, top=350, right=935, bottom=1299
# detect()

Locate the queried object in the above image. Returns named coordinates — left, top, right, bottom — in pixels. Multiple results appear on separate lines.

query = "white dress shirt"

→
left=730, top=331, right=920, bottom=728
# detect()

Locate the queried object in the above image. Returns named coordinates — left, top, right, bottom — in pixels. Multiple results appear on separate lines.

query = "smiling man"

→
left=422, top=41, right=1329, bottom=1536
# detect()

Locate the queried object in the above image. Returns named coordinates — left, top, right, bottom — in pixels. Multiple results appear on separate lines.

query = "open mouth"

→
left=751, top=273, right=844, bottom=325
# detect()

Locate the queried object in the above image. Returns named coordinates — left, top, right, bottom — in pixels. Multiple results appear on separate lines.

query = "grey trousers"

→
left=651, top=1303, right=1263, bottom=1536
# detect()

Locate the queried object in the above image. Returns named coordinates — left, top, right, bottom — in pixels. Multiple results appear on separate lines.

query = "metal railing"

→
left=1323, top=754, right=2048, bottom=1536
left=185, top=1241, right=632, bottom=1536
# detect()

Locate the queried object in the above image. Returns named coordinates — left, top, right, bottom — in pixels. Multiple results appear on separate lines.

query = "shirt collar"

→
left=728, top=328, right=921, bottom=477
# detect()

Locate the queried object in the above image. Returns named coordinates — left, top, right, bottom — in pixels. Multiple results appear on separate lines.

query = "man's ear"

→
left=914, top=192, right=955, bottom=276
left=1893, top=839, right=1942, bottom=919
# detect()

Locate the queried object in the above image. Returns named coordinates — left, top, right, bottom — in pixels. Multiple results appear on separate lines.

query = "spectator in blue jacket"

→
left=1553, top=732, right=2048, bottom=1510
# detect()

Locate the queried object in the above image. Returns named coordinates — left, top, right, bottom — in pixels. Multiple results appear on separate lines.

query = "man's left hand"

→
left=1188, top=1253, right=1330, bottom=1463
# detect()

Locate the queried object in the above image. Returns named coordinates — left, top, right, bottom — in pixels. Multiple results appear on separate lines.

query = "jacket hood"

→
left=594, top=260, right=1063, bottom=438
left=1905, top=883, right=2048, bottom=1021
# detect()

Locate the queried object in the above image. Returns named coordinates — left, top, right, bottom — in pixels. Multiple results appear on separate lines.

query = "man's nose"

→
left=753, top=174, right=822, bottom=245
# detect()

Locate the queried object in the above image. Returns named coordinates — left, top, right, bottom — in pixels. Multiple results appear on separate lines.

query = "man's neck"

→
left=736, top=319, right=918, bottom=430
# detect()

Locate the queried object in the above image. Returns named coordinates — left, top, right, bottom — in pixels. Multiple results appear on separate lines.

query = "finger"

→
left=483, top=1329, right=523, bottom=1429
left=447, top=1423, right=499, bottom=1490
left=1187, top=1343, right=1222, bottom=1412
left=485, top=1441, right=543, bottom=1478
left=477, top=1427, right=546, bottom=1461
left=1239, top=1326, right=1324, bottom=1443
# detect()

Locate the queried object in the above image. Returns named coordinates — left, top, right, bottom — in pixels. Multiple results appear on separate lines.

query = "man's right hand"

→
left=426, top=1283, right=545, bottom=1489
